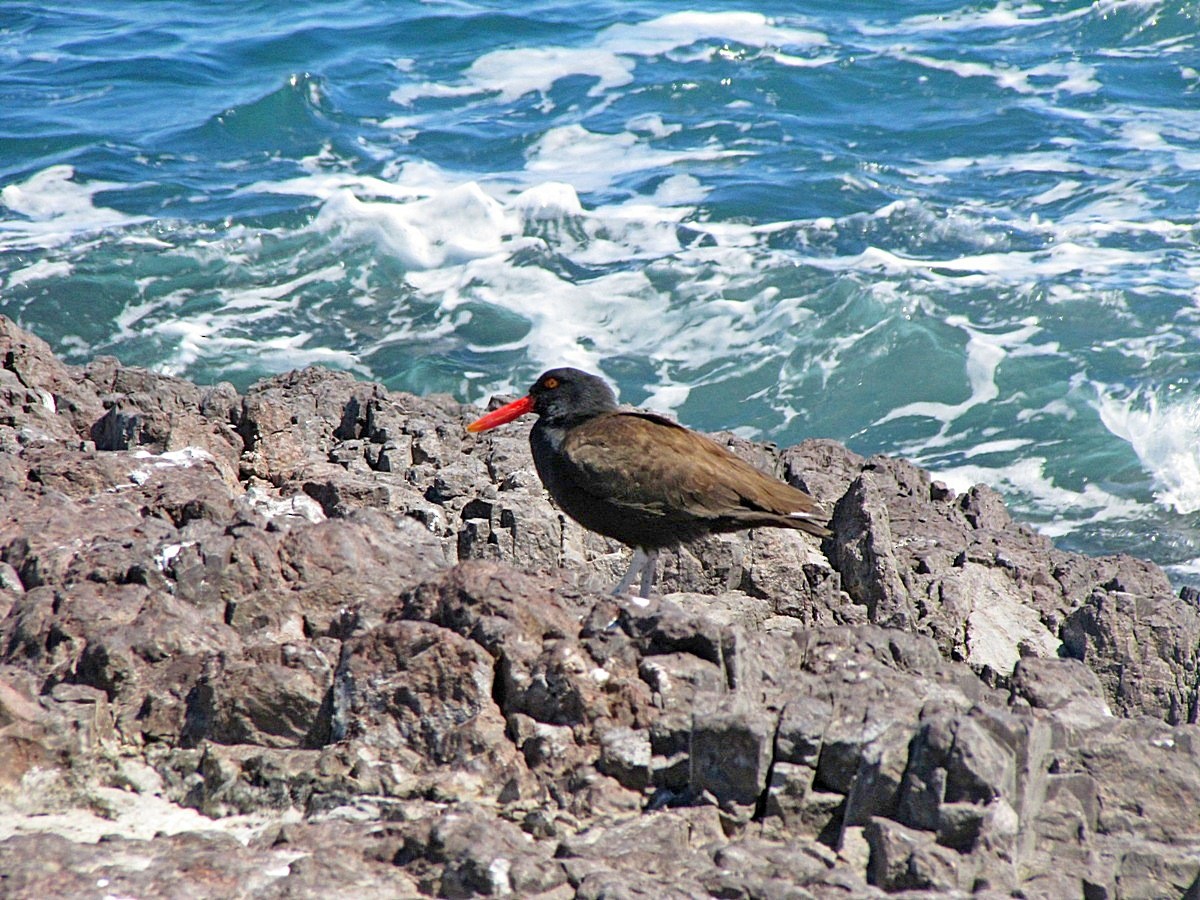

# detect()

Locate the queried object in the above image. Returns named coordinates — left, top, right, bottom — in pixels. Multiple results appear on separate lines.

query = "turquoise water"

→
left=3, top=1, right=1200, bottom=576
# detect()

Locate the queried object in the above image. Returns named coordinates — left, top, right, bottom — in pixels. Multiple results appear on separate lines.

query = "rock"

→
left=337, top=618, right=524, bottom=780
left=0, top=316, right=105, bottom=441
left=864, top=816, right=965, bottom=892
left=597, top=726, right=651, bottom=791
left=86, top=368, right=244, bottom=487
left=687, top=697, right=777, bottom=822
left=1, top=314, right=1200, bottom=898
left=557, top=806, right=726, bottom=895
left=180, top=642, right=334, bottom=749
left=0, top=672, right=77, bottom=798
left=1010, top=656, right=1112, bottom=731
left=1061, top=589, right=1200, bottom=724
left=395, top=805, right=568, bottom=897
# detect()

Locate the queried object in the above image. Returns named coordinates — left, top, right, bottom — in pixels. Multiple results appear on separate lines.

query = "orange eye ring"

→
left=543, top=376, right=559, bottom=389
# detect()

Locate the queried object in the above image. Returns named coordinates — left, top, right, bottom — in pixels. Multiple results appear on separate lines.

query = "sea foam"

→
left=1096, top=387, right=1200, bottom=515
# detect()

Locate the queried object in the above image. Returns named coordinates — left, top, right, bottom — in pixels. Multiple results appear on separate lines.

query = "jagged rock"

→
left=557, top=806, right=726, bottom=892
left=596, top=725, right=652, bottom=791
left=0, top=316, right=105, bottom=441
left=688, top=696, right=777, bottom=822
left=864, top=816, right=966, bottom=892
left=1061, top=589, right=1200, bottom=724
left=180, top=641, right=334, bottom=749
left=84, top=362, right=244, bottom=486
left=1010, top=656, right=1112, bottom=732
left=2, top=314, right=1200, bottom=898
left=392, top=805, right=569, bottom=897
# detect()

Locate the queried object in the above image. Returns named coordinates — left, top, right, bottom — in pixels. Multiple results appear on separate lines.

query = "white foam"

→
left=524, top=124, right=746, bottom=194
left=887, top=51, right=1100, bottom=96
left=247, top=157, right=496, bottom=204
left=114, top=7, right=1171, bottom=461
left=390, top=12, right=826, bottom=110
left=600, top=11, right=825, bottom=58
left=933, top=456, right=1146, bottom=538
left=111, top=253, right=371, bottom=380
left=652, top=174, right=706, bottom=204
left=157, top=325, right=370, bottom=379
left=1121, top=122, right=1170, bottom=150
left=877, top=0, right=1104, bottom=36
left=4, top=258, right=73, bottom=289
left=961, top=438, right=1035, bottom=458
left=465, top=46, right=636, bottom=103
left=644, top=382, right=691, bottom=410
left=429, top=263, right=663, bottom=376
left=770, top=50, right=839, bottom=68
left=1165, top=557, right=1200, bottom=581
left=1095, top=387, right=1200, bottom=514
left=388, top=81, right=480, bottom=107
left=1028, top=180, right=1081, bottom=206
left=315, top=182, right=518, bottom=270
left=625, top=113, right=682, bottom=138
left=306, top=170, right=832, bottom=414
left=512, top=182, right=585, bottom=219
left=807, top=240, right=1158, bottom=284
left=1016, top=397, right=1076, bottom=423
left=0, top=165, right=147, bottom=250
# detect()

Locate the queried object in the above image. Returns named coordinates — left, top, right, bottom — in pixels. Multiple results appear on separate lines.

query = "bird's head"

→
left=467, top=367, right=618, bottom=432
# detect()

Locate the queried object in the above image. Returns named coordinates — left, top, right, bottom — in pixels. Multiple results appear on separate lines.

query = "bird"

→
left=466, top=367, right=830, bottom=598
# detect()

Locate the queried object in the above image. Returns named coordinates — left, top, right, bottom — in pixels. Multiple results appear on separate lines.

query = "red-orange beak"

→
left=466, top=394, right=535, bottom=433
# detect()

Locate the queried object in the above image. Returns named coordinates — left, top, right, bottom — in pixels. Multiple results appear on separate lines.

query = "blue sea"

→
left=2, top=1, right=1199, bottom=578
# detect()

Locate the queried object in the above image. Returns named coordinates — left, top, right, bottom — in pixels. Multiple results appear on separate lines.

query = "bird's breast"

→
left=529, top=421, right=571, bottom=499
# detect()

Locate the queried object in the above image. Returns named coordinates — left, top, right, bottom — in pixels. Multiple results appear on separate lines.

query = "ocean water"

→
left=2, top=1, right=1199, bottom=578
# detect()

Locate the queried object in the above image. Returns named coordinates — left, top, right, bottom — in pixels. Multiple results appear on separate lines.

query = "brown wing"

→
left=559, top=412, right=828, bottom=535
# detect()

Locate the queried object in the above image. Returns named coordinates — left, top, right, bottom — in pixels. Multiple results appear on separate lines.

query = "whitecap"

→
left=315, top=182, right=519, bottom=270
left=1094, top=386, right=1200, bottom=515
left=600, top=11, right=826, bottom=59
left=524, top=124, right=746, bottom=194
left=886, top=51, right=1100, bottom=96
left=512, top=182, right=585, bottom=219
left=625, top=113, right=682, bottom=138
left=933, top=456, right=1147, bottom=539
left=464, top=46, right=636, bottom=104
left=0, top=165, right=148, bottom=250
left=876, top=1, right=1100, bottom=36
left=4, top=258, right=73, bottom=289
left=389, top=11, right=827, bottom=111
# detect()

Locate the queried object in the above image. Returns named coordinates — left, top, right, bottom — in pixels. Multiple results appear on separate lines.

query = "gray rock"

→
left=1061, top=589, right=1200, bottom=724
left=597, top=726, right=652, bottom=791
left=2, top=314, right=1200, bottom=899
left=1010, top=656, right=1113, bottom=731
left=864, top=816, right=968, bottom=892
left=687, top=696, right=777, bottom=822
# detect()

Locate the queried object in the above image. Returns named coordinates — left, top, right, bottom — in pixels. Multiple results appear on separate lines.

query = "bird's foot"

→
left=611, top=548, right=659, bottom=604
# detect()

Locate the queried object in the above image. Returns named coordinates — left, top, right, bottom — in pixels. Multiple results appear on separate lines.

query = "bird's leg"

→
left=637, top=548, right=659, bottom=599
left=612, top=548, right=650, bottom=597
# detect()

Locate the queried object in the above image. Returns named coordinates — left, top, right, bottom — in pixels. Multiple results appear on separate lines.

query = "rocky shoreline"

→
left=1, top=314, right=1198, bottom=897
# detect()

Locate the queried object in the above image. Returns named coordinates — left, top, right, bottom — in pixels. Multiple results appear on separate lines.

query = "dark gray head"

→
left=528, top=367, right=618, bottom=425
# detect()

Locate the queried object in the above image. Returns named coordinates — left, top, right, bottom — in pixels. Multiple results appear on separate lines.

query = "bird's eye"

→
left=543, top=376, right=559, bottom=389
